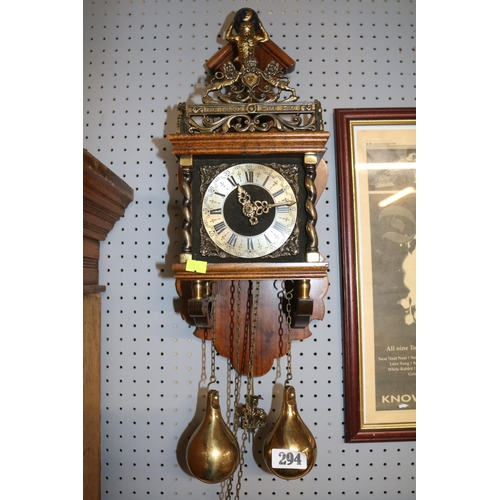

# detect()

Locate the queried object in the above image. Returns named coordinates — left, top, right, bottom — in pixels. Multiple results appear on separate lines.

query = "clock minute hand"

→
left=253, top=199, right=296, bottom=216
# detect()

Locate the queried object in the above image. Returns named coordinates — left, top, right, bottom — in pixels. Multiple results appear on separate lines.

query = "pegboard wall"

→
left=83, top=0, right=416, bottom=498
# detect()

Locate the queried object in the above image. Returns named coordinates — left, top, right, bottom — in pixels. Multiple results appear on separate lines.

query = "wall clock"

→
left=168, top=8, right=330, bottom=490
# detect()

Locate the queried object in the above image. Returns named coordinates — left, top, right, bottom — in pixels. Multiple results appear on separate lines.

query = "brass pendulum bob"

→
left=262, top=385, right=317, bottom=480
left=186, top=389, right=240, bottom=484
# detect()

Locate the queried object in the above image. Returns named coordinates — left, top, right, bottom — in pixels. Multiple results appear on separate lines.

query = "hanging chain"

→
left=235, top=281, right=267, bottom=500
left=205, top=280, right=238, bottom=500
left=247, top=280, right=260, bottom=395
left=242, top=281, right=264, bottom=434
left=207, top=281, right=218, bottom=388
left=283, top=281, right=294, bottom=386
left=225, top=281, right=238, bottom=425
left=235, top=280, right=261, bottom=500
left=233, top=280, right=243, bottom=423
left=222, top=281, right=243, bottom=500
left=221, top=281, right=266, bottom=500
left=200, top=338, right=207, bottom=387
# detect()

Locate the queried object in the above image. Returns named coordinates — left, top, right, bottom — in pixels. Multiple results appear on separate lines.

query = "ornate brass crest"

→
left=176, top=8, right=323, bottom=134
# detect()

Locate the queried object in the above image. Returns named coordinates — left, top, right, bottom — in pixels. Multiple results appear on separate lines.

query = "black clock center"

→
left=224, top=184, right=275, bottom=236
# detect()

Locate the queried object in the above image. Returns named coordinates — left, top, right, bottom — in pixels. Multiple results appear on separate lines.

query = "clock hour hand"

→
left=237, top=185, right=259, bottom=225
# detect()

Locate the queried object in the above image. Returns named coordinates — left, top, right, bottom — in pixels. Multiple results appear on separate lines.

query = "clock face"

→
left=201, top=163, right=299, bottom=258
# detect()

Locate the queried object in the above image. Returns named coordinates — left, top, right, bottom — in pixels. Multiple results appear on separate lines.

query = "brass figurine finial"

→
left=202, top=9, right=297, bottom=104
left=226, top=9, right=269, bottom=67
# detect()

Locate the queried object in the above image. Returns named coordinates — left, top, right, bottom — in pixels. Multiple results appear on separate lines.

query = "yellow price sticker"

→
left=185, top=260, right=208, bottom=274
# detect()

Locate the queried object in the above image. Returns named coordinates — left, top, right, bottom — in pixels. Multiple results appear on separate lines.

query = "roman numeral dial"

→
left=201, top=163, right=298, bottom=258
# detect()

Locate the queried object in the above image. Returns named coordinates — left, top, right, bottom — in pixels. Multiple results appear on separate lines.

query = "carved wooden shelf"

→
left=172, top=261, right=328, bottom=280
left=83, top=149, right=134, bottom=293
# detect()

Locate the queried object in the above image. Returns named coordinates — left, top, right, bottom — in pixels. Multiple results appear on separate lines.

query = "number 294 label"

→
left=271, top=449, right=307, bottom=469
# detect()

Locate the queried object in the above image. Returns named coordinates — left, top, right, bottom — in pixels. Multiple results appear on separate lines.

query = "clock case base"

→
left=173, top=262, right=329, bottom=377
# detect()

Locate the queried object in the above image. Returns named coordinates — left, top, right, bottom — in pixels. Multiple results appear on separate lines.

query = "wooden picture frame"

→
left=334, top=108, right=416, bottom=442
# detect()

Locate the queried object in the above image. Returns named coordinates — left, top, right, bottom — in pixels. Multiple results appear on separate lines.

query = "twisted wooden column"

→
left=303, top=152, right=319, bottom=262
left=179, top=155, right=194, bottom=261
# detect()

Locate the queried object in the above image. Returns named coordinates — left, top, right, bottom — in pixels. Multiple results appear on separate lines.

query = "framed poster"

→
left=334, top=108, right=416, bottom=442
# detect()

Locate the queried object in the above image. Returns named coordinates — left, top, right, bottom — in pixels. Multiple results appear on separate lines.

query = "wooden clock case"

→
left=168, top=16, right=330, bottom=378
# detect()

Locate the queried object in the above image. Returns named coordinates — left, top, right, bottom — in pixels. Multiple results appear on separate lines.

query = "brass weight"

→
left=186, top=389, right=240, bottom=483
left=262, top=385, right=317, bottom=479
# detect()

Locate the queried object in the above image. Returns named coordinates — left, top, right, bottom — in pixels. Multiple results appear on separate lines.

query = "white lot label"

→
left=271, top=449, right=307, bottom=469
